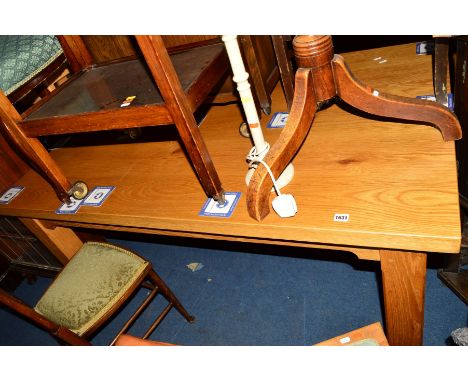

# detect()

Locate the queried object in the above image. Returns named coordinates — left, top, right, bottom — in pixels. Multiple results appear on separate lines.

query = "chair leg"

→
left=110, top=268, right=194, bottom=345
left=0, top=289, right=91, bottom=345
left=109, top=285, right=160, bottom=346
left=0, top=93, right=73, bottom=202
left=148, top=269, right=195, bottom=323
left=271, top=35, right=295, bottom=111
left=239, top=35, right=272, bottom=115
left=434, top=37, right=450, bottom=106
left=135, top=35, right=225, bottom=203
left=142, top=301, right=173, bottom=339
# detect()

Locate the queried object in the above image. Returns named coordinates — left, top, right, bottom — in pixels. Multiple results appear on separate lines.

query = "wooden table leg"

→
left=380, top=250, right=427, bottom=345
left=20, top=218, right=83, bottom=264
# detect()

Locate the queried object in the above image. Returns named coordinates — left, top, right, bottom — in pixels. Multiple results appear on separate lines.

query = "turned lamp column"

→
left=222, top=36, right=268, bottom=156
left=222, top=35, right=294, bottom=190
left=293, top=35, right=337, bottom=103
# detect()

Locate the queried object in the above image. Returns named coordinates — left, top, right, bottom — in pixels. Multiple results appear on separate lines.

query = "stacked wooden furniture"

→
left=0, top=35, right=229, bottom=204
left=0, top=40, right=462, bottom=346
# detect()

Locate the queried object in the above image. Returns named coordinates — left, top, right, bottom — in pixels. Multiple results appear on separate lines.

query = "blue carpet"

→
left=0, top=236, right=466, bottom=345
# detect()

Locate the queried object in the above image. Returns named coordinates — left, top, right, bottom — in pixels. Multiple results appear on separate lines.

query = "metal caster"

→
left=214, top=191, right=227, bottom=207
left=68, top=181, right=88, bottom=200
left=262, top=106, right=271, bottom=116
left=239, top=122, right=251, bottom=138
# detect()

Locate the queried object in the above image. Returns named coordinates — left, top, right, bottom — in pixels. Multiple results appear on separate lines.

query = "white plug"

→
left=245, top=154, right=298, bottom=218
left=272, top=194, right=298, bottom=218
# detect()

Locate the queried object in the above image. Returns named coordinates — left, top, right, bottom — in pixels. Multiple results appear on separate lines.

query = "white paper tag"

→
left=339, top=336, right=351, bottom=344
left=334, top=213, right=349, bottom=222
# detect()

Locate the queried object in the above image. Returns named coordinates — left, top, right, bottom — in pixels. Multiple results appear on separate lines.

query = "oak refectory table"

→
left=0, top=42, right=461, bottom=346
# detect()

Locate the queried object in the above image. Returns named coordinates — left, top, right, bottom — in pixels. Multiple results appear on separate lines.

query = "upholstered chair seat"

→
left=34, top=242, right=148, bottom=336
left=0, top=35, right=63, bottom=95
left=1, top=240, right=194, bottom=345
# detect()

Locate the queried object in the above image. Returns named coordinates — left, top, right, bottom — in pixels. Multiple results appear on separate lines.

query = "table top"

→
left=0, top=43, right=461, bottom=254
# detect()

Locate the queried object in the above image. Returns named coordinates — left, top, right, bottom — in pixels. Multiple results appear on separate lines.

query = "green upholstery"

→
left=0, top=35, right=63, bottom=95
left=34, top=242, right=149, bottom=336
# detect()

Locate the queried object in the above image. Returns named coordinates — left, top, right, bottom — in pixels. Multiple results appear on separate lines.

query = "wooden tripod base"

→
left=247, top=35, right=462, bottom=221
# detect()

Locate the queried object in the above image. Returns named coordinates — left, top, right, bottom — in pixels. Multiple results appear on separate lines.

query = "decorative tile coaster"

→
left=56, top=197, right=83, bottom=214
left=416, top=93, right=454, bottom=111
left=199, top=192, right=241, bottom=218
left=82, top=186, right=115, bottom=207
left=416, top=41, right=434, bottom=55
left=0, top=186, right=24, bottom=204
left=267, top=112, right=289, bottom=128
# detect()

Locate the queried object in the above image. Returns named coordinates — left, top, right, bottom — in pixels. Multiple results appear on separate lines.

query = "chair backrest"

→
left=0, top=288, right=90, bottom=345
left=0, top=36, right=68, bottom=108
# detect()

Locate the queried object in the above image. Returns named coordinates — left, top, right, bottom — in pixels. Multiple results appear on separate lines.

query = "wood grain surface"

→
left=0, top=43, right=461, bottom=255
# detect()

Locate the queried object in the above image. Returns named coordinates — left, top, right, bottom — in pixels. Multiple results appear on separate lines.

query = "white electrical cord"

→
left=246, top=145, right=281, bottom=195
left=246, top=146, right=298, bottom=218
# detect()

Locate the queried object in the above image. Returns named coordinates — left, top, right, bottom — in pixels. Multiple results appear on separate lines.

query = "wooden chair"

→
left=247, top=35, right=463, bottom=221
left=0, top=35, right=228, bottom=204
left=0, top=35, right=69, bottom=111
left=0, top=241, right=194, bottom=345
